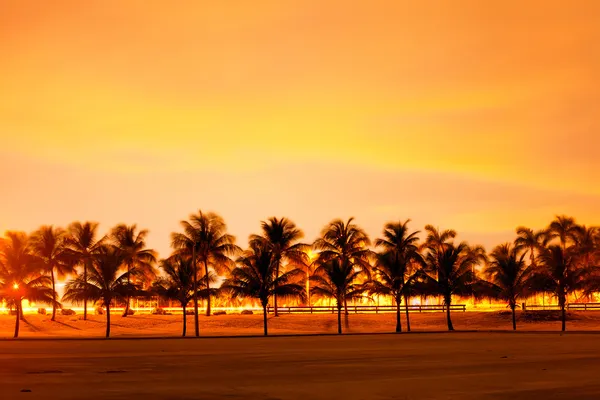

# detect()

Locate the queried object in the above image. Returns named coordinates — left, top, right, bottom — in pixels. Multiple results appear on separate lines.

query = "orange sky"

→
left=1, top=0, right=599, bottom=257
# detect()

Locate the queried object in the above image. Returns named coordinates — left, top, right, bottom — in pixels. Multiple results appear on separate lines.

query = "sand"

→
left=2, top=311, right=600, bottom=339
left=2, top=333, right=600, bottom=399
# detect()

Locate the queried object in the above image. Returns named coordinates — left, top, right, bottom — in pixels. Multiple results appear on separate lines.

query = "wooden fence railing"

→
left=266, top=304, right=467, bottom=314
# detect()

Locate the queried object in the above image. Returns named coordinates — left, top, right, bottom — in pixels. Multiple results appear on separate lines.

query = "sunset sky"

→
left=1, top=1, right=599, bottom=257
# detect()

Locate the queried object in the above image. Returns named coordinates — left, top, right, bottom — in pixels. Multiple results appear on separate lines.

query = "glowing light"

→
left=12, top=283, right=19, bottom=290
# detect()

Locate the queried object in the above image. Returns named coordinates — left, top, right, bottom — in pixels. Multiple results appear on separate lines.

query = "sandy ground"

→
left=2, top=311, right=600, bottom=338
left=2, top=333, right=600, bottom=399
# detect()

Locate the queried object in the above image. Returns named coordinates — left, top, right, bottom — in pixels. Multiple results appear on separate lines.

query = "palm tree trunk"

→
left=14, top=300, right=21, bottom=338
left=83, top=261, right=88, bottom=320
left=192, top=247, right=199, bottom=337
left=404, top=294, right=411, bottom=332
left=561, top=303, right=566, bottom=332
left=263, top=304, right=268, bottom=336
left=204, top=260, right=211, bottom=317
left=511, top=304, right=517, bottom=331
left=337, top=301, right=342, bottom=334
left=395, top=296, right=402, bottom=333
left=105, top=301, right=111, bottom=338
left=182, top=303, right=187, bottom=337
left=445, top=296, right=454, bottom=331
left=51, top=268, right=57, bottom=321
left=122, top=262, right=131, bottom=317
left=274, top=256, right=280, bottom=317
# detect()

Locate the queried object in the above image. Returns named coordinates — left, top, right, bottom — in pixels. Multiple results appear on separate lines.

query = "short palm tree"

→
left=482, top=243, right=532, bottom=330
left=313, top=218, right=372, bottom=314
left=531, top=245, right=588, bottom=332
left=64, top=222, right=106, bottom=320
left=222, top=242, right=306, bottom=336
left=372, top=220, right=423, bottom=332
left=30, top=226, right=75, bottom=321
left=424, top=241, right=479, bottom=331
left=310, top=258, right=367, bottom=334
left=0, top=232, right=55, bottom=338
left=63, top=246, right=135, bottom=338
left=249, top=217, right=308, bottom=317
left=152, top=256, right=195, bottom=336
left=171, top=210, right=239, bottom=336
left=110, top=224, right=157, bottom=316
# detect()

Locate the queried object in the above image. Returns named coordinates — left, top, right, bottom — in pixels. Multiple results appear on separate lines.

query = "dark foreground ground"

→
left=2, top=333, right=600, bottom=400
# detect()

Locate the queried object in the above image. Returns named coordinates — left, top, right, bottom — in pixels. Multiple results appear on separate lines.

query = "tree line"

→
left=1, top=213, right=598, bottom=338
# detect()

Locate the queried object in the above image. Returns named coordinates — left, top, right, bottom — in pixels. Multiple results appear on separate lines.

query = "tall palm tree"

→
left=482, top=243, right=532, bottom=330
left=548, top=215, right=582, bottom=250
left=30, top=226, right=75, bottom=321
left=310, top=258, right=367, bottom=334
left=110, top=224, right=157, bottom=316
left=424, top=241, right=479, bottom=331
left=372, top=220, right=423, bottom=332
left=313, top=218, right=372, bottom=314
left=423, top=225, right=456, bottom=252
left=515, top=227, right=548, bottom=268
left=531, top=244, right=589, bottom=332
left=222, top=242, right=306, bottom=336
left=63, top=246, right=135, bottom=338
left=64, top=222, right=105, bottom=320
left=152, top=256, right=196, bottom=336
left=249, top=217, right=308, bottom=317
left=171, top=210, right=239, bottom=336
left=0, top=232, right=55, bottom=338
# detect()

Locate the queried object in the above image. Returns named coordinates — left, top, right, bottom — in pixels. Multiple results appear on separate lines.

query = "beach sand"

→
left=2, top=310, right=600, bottom=338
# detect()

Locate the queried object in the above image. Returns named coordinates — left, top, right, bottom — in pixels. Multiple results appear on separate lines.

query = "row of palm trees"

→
left=1, top=213, right=598, bottom=338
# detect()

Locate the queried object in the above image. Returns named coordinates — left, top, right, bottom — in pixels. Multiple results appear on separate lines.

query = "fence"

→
left=266, top=304, right=467, bottom=314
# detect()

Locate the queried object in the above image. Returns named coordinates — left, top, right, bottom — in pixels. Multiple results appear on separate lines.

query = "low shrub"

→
left=37, top=308, right=47, bottom=315
left=61, top=309, right=76, bottom=316
left=185, top=310, right=195, bottom=315
left=95, top=307, right=105, bottom=315
left=152, top=308, right=167, bottom=315
left=124, top=309, right=135, bottom=316
left=240, top=310, right=253, bottom=315
left=212, top=310, right=226, bottom=316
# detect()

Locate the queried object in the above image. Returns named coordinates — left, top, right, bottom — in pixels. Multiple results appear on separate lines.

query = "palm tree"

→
left=0, top=232, right=55, bottom=338
left=515, top=227, right=548, bottom=268
left=424, top=241, right=479, bottom=331
left=310, top=258, right=367, bottom=334
left=249, top=217, right=308, bottom=316
left=423, top=225, right=456, bottom=252
left=372, top=220, right=423, bottom=332
left=313, top=218, right=372, bottom=314
left=152, top=256, right=195, bottom=336
left=548, top=215, right=582, bottom=250
left=110, top=224, right=157, bottom=317
left=482, top=243, right=532, bottom=330
left=171, top=210, right=239, bottom=336
left=30, top=226, right=75, bottom=321
left=531, top=245, right=589, bottom=332
left=63, top=246, right=135, bottom=338
left=222, top=242, right=306, bottom=336
left=64, top=222, right=105, bottom=320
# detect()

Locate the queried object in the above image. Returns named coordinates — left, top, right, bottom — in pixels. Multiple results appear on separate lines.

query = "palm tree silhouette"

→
left=63, top=246, right=136, bottom=338
left=313, top=218, right=372, bottom=315
left=171, top=210, right=239, bottom=336
left=515, top=227, right=548, bottom=268
left=30, top=226, right=75, bottom=321
left=110, top=224, right=157, bottom=316
left=310, top=258, right=367, bottom=334
left=531, top=244, right=589, bottom=331
left=482, top=243, right=532, bottom=330
left=0, top=232, right=55, bottom=338
left=548, top=215, right=582, bottom=250
left=249, top=217, right=308, bottom=317
left=371, top=220, right=423, bottom=332
left=152, top=256, right=196, bottom=336
left=424, top=241, right=479, bottom=331
left=222, top=241, right=305, bottom=336
left=64, top=222, right=106, bottom=320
